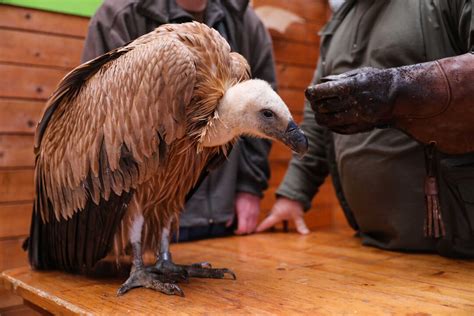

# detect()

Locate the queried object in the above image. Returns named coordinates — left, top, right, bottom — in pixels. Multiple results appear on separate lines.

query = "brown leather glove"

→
left=306, top=52, right=474, bottom=154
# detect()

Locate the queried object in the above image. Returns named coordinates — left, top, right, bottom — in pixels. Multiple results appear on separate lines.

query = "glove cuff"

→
left=394, top=53, right=474, bottom=154
left=391, top=60, right=450, bottom=119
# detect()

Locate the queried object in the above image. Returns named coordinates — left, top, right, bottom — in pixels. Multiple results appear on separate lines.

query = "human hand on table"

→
left=227, top=192, right=261, bottom=235
left=256, top=197, right=309, bottom=235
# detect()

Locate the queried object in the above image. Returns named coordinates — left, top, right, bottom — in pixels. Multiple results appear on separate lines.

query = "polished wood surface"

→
left=2, top=227, right=473, bottom=315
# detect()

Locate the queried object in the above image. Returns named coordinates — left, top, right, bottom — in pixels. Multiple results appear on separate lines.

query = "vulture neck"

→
left=199, top=107, right=239, bottom=148
left=199, top=82, right=253, bottom=148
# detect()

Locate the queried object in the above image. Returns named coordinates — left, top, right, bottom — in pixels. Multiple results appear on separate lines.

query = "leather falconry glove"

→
left=306, top=52, right=474, bottom=154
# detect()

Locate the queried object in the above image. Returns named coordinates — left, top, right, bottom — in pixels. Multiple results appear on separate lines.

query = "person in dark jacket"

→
left=82, top=0, right=277, bottom=241
left=258, top=0, right=474, bottom=258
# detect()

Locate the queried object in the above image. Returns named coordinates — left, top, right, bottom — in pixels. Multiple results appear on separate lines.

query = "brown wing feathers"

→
left=230, top=52, right=251, bottom=82
left=37, top=34, right=197, bottom=221
left=34, top=47, right=132, bottom=153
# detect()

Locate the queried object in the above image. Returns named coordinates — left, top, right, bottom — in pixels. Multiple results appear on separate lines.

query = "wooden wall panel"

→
left=0, top=169, right=35, bottom=202
left=0, top=64, right=68, bottom=99
left=0, top=237, right=28, bottom=272
left=0, top=5, right=88, bottom=37
left=253, top=0, right=327, bottom=23
left=276, top=64, right=314, bottom=90
left=268, top=21, right=324, bottom=44
left=0, top=135, right=35, bottom=168
left=279, top=88, right=306, bottom=115
left=0, top=203, right=32, bottom=239
left=269, top=141, right=293, bottom=161
left=268, top=160, right=293, bottom=186
left=273, top=39, right=319, bottom=67
left=0, top=289, right=23, bottom=310
left=0, top=99, right=44, bottom=134
left=0, top=29, right=84, bottom=68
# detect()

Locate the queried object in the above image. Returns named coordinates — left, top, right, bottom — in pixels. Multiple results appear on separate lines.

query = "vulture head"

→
left=201, top=79, right=308, bottom=156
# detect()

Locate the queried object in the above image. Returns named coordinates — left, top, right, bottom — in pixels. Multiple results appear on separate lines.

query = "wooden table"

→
left=2, top=227, right=474, bottom=315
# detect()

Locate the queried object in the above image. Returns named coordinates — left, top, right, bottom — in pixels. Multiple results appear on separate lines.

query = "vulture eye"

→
left=261, top=109, right=275, bottom=119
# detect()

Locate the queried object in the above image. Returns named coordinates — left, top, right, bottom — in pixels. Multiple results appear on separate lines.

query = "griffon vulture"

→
left=27, top=22, right=308, bottom=296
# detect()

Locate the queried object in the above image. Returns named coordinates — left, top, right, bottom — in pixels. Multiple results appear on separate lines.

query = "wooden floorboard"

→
left=1, top=227, right=473, bottom=315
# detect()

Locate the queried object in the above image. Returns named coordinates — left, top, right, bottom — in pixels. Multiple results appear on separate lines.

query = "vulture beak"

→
left=281, top=121, right=308, bottom=157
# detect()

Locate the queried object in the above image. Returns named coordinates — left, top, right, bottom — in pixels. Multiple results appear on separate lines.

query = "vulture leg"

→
left=147, top=222, right=236, bottom=283
left=117, top=217, right=184, bottom=296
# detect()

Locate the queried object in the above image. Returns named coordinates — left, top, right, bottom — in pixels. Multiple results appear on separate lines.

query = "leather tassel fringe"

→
left=424, top=176, right=446, bottom=238
left=424, top=143, right=446, bottom=239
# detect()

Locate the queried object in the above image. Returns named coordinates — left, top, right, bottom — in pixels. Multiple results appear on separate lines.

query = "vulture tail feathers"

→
left=28, top=143, right=138, bottom=273
left=28, top=190, right=133, bottom=272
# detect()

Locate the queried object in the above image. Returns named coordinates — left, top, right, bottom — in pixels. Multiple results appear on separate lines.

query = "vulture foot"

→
left=148, top=253, right=236, bottom=281
left=117, top=268, right=184, bottom=297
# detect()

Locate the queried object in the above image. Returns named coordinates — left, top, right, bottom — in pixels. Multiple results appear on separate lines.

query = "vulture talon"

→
left=192, top=262, right=212, bottom=269
left=188, top=266, right=236, bottom=280
left=175, top=263, right=236, bottom=280
left=117, top=268, right=185, bottom=297
left=146, top=265, right=189, bottom=284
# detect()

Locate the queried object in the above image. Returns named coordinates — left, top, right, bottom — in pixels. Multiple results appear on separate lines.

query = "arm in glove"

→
left=306, top=52, right=474, bottom=154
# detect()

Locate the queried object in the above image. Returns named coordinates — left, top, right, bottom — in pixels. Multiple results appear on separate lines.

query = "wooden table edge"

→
left=1, top=268, right=92, bottom=315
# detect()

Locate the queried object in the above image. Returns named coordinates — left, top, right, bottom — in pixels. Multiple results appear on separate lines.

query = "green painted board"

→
left=1, top=0, right=103, bottom=17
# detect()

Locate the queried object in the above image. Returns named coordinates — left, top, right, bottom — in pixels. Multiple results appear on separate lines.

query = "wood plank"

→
left=268, top=162, right=286, bottom=186
left=0, top=5, right=89, bottom=38
left=0, top=304, right=40, bottom=316
left=0, top=237, right=27, bottom=272
left=268, top=21, right=324, bottom=44
left=253, top=0, right=328, bottom=23
left=269, top=140, right=294, bottom=161
left=0, top=290, right=23, bottom=310
left=279, top=88, right=306, bottom=114
left=0, top=29, right=83, bottom=68
left=0, top=64, right=67, bottom=99
left=0, top=202, right=32, bottom=239
left=0, top=99, right=45, bottom=134
left=273, top=39, right=319, bottom=67
left=0, top=135, right=35, bottom=168
left=0, top=169, right=34, bottom=203
left=3, top=228, right=474, bottom=315
left=292, top=112, right=303, bottom=124
left=254, top=4, right=325, bottom=44
left=268, top=160, right=293, bottom=186
left=275, top=64, right=314, bottom=90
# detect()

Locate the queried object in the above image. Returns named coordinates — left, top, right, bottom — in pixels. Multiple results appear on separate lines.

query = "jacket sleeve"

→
left=81, top=2, right=139, bottom=62
left=235, top=8, right=276, bottom=197
left=459, top=0, right=474, bottom=51
left=276, top=60, right=330, bottom=210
